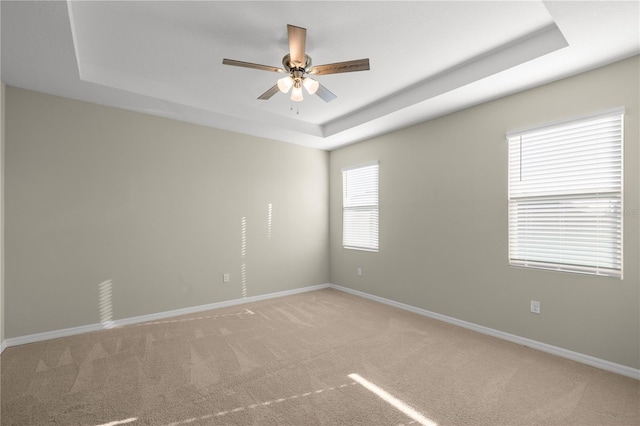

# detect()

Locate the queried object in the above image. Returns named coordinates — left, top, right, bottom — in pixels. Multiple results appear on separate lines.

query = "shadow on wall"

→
left=96, top=203, right=276, bottom=322
left=240, top=203, right=274, bottom=299
left=98, top=279, right=115, bottom=329
left=241, top=216, right=248, bottom=298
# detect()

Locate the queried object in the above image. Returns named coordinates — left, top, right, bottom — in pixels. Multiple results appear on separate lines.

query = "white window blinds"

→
left=342, top=162, right=379, bottom=252
left=508, top=109, right=624, bottom=278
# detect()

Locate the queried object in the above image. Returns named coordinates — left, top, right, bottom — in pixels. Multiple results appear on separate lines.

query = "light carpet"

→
left=1, top=288, right=638, bottom=425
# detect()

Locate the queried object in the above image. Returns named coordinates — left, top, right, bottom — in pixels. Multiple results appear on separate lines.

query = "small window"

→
left=342, top=162, right=379, bottom=252
left=508, top=109, right=624, bottom=278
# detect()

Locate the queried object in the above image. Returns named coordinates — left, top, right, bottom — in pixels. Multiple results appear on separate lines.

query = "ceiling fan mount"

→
left=223, top=24, right=370, bottom=103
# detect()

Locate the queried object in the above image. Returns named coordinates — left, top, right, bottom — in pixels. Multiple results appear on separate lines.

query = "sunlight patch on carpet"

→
left=349, top=373, right=437, bottom=426
left=94, top=417, right=138, bottom=426
left=137, top=308, right=254, bottom=326
left=163, top=382, right=358, bottom=425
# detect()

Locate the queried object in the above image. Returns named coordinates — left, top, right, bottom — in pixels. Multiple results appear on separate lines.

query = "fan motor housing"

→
left=283, top=54, right=311, bottom=73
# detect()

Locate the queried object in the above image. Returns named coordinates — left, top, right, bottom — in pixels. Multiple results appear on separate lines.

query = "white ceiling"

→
left=1, top=1, right=639, bottom=151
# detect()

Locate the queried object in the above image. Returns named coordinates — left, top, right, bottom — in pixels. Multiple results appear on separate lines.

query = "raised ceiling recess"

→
left=1, top=1, right=638, bottom=150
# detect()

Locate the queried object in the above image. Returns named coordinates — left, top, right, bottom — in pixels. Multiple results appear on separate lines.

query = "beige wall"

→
left=3, top=57, right=638, bottom=370
left=4, top=87, right=329, bottom=338
left=330, top=56, right=640, bottom=369
left=1, top=82, right=4, bottom=346
left=0, top=80, right=4, bottom=418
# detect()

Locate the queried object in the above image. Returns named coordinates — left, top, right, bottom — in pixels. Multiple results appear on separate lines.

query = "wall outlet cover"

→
left=530, top=300, right=541, bottom=314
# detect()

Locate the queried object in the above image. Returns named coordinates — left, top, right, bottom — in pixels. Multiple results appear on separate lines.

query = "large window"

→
left=342, top=162, right=379, bottom=252
left=507, top=109, right=624, bottom=278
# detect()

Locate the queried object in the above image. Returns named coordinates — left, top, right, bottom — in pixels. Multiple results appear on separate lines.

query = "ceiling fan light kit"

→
left=277, top=76, right=294, bottom=93
left=291, top=82, right=304, bottom=102
left=276, top=75, right=319, bottom=102
left=223, top=24, right=370, bottom=103
left=303, top=77, right=319, bottom=95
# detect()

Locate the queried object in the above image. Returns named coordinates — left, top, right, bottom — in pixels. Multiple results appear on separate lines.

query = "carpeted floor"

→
left=1, top=288, right=638, bottom=425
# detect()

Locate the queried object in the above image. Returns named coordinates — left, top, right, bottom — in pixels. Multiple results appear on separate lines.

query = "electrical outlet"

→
left=530, top=300, right=541, bottom=314
left=357, top=267, right=362, bottom=277
left=223, top=273, right=230, bottom=283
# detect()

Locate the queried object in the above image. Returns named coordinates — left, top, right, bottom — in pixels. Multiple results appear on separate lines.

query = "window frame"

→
left=342, top=161, right=379, bottom=252
left=507, top=108, right=624, bottom=278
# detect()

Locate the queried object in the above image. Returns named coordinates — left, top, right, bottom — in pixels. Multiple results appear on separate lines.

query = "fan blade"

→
left=287, top=24, right=307, bottom=67
left=258, top=84, right=281, bottom=100
left=308, top=59, right=370, bottom=75
left=222, top=59, right=284, bottom=73
left=315, top=83, right=337, bottom=103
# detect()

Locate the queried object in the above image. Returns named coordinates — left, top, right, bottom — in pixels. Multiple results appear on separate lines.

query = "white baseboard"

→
left=3, top=283, right=330, bottom=349
left=328, top=284, right=640, bottom=381
left=3, top=282, right=638, bottom=381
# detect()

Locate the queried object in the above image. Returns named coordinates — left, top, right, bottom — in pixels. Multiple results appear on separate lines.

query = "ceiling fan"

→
left=222, top=24, right=370, bottom=103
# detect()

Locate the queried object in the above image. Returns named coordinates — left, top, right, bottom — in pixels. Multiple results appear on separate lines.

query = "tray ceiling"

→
left=2, top=1, right=638, bottom=150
